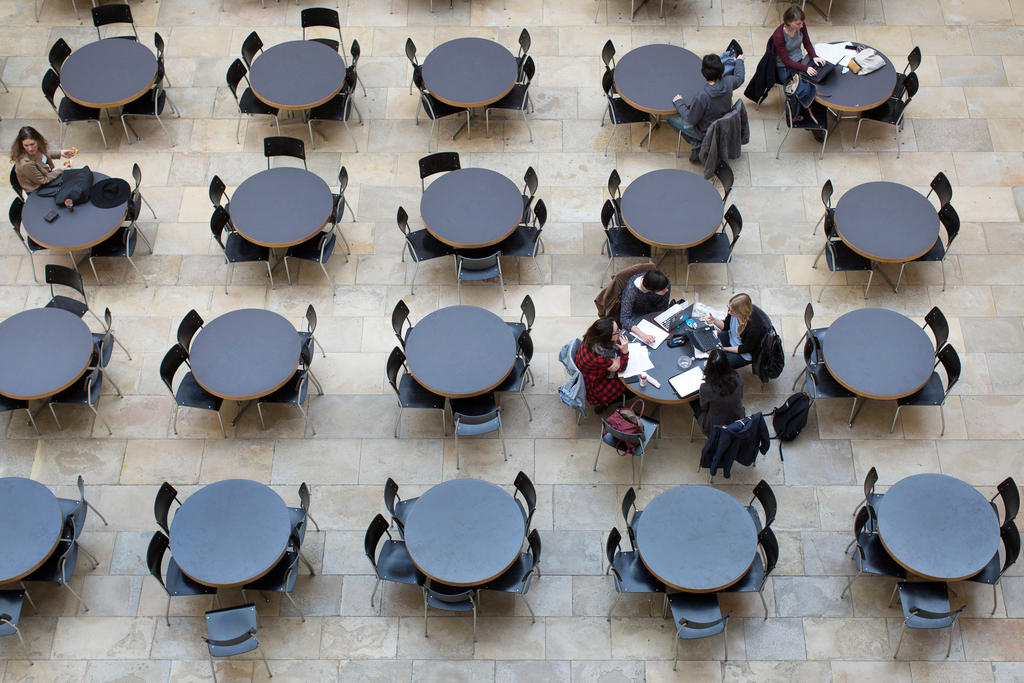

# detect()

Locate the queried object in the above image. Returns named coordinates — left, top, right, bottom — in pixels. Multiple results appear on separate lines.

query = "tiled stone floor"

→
left=1, top=0, right=1023, bottom=679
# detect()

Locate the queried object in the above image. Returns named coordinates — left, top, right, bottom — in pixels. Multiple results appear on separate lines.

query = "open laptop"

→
left=800, top=55, right=835, bottom=84
left=654, top=301, right=688, bottom=331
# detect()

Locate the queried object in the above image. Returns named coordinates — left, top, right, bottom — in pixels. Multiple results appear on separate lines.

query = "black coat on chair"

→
left=744, top=38, right=778, bottom=106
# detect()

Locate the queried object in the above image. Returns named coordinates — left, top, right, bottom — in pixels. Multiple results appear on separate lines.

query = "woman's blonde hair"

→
left=729, top=293, right=753, bottom=332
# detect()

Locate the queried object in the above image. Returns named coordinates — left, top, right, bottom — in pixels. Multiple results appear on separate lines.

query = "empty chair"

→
left=87, top=332, right=122, bottom=398
left=601, top=39, right=616, bottom=70
left=58, top=475, right=108, bottom=568
left=601, top=199, right=651, bottom=278
left=210, top=206, right=273, bottom=294
left=714, top=161, right=734, bottom=206
left=365, top=513, right=423, bottom=612
left=495, top=330, right=534, bottom=421
left=791, top=302, right=826, bottom=360
left=722, top=526, right=779, bottom=620
left=515, top=28, right=531, bottom=82
left=301, top=7, right=344, bottom=55
left=853, top=72, right=918, bottom=158
left=926, top=170, right=952, bottom=208
left=456, top=252, right=506, bottom=309
left=397, top=206, right=452, bottom=293
left=800, top=334, right=855, bottom=413
left=154, top=32, right=172, bottom=87
left=841, top=506, right=906, bottom=599
left=513, top=471, right=537, bottom=528
left=48, top=366, right=111, bottom=435
left=89, top=218, right=148, bottom=287
left=898, top=203, right=959, bottom=292
left=147, top=531, right=218, bottom=625
left=405, top=38, right=420, bottom=94
left=418, top=152, right=461, bottom=191
left=814, top=214, right=874, bottom=301
left=392, top=299, right=413, bottom=349
left=852, top=466, right=883, bottom=520
left=601, top=70, right=653, bottom=156
left=483, top=529, right=540, bottom=621
left=607, top=169, right=624, bottom=224
left=605, top=527, right=664, bottom=619
left=347, top=39, right=367, bottom=96
left=990, top=477, right=1020, bottom=529
left=521, top=166, right=539, bottom=224
left=498, top=197, right=546, bottom=274
left=241, top=31, right=264, bottom=69
left=777, top=98, right=830, bottom=160
left=307, top=70, right=361, bottom=152
left=386, top=346, right=446, bottom=438
left=264, top=135, right=307, bottom=170
left=120, top=64, right=179, bottom=147
left=331, top=165, right=358, bottom=225
left=226, top=59, right=280, bottom=144
left=921, top=306, right=949, bottom=355
left=242, top=528, right=311, bottom=620
left=621, top=488, right=642, bottom=539
left=25, top=517, right=89, bottom=610
left=154, top=481, right=181, bottom=535
left=202, top=604, right=271, bottom=679
left=10, top=197, right=46, bottom=282
left=284, top=231, right=341, bottom=294
left=129, top=163, right=158, bottom=232
left=0, top=394, right=39, bottom=435
left=812, top=179, right=834, bottom=235
left=423, top=577, right=477, bottom=641
left=684, top=204, right=742, bottom=291
left=0, top=590, right=28, bottom=652
left=968, top=520, right=1019, bottom=614
left=49, top=38, right=71, bottom=74
left=893, top=46, right=921, bottom=99
left=889, top=345, right=960, bottom=436
left=413, top=69, right=470, bottom=152
left=746, top=480, right=777, bottom=532
left=507, top=294, right=536, bottom=339
left=42, top=69, right=107, bottom=149
left=92, top=4, right=137, bottom=40
left=160, top=344, right=226, bottom=438
left=891, top=582, right=963, bottom=659
left=451, top=394, right=505, bottom=469
left=299, top=304, right=326, bottom=360
left=177, top=309, right=204, bottom=358
left=485, top=56, right=535, bottom=143
left=257, top=367, right=317, bottom=435
left=668, top=592, right=731, bottom=669
left=209, top=176, right=229, bottom=211
left=384, top=477, right=418, bottom=533
left=594, top=410, right=660, bottom=486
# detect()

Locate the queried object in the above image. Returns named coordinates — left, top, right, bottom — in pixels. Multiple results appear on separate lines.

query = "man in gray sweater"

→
left=668, top=52, right=746, bottom=162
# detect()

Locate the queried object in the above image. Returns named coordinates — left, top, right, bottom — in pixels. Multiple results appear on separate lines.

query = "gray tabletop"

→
left=189, top=309, right=300, bottom=401
left=404, top=478, right=525, bottom=586
left=169, top=479, right=291, bottom=588
left=421, top=37, right=518, bottom=107
left=23, top=172, right=128, bottom=250
left=835, top=182, right=939, bottom=263
left=878, top=473, right=1000, bottom=581
left=636, top=485, right=758, bottom=592
left=814, top=43, right=897, bottom=112
left=249, top=40, right=346, bottom=110
left=822, top=308, right=935, bottom=400
left=59, top=40, right=158, bottom=108
left=614, top=44, right=703, bottom=115
left=0, top=308, right=94, bottom=400
left=620, top=170, right=723, bottom=249
left=0, top=478, right=63, bottom=583
left=229, top=168, right=333, bottom=247
left=405, top=306, right=516, bottom=398
left=420, top=168, right=524, bottom=249
left=621, top=305, right=708, bottom=405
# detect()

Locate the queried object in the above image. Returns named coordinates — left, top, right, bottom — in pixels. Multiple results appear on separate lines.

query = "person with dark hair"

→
left=10, top=126, right=75, bottom=192
left=620, top=268, right=671, bottom=345
left=691, top=348, right=745, bottom=436
left=668, top=50, right=745, bottom=162
left=574, top=317, right=630, bottom=409
left=772, top=5, right=825, bottom=122
left=704, top=292, right=772, bottom=369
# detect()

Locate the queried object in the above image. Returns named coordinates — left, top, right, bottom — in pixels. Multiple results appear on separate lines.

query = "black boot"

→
left=689, top=146, right=700, bottom=163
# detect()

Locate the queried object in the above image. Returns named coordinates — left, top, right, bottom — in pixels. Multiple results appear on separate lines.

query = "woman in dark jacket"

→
left=692, top=348, right=744, bottom=436
left=704, top=292, right=771, bottom=369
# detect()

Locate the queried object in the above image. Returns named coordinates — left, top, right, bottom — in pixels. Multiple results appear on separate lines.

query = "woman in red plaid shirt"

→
left=574, top=318, right=630, bottom=410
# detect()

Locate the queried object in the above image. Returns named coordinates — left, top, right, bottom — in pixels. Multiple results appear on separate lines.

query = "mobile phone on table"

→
left=44, top=210, right=59, bottom=223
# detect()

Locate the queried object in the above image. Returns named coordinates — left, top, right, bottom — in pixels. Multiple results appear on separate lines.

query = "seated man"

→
left=620, top=268, right=671, bottom=345
left=668, top=52, right=746, bottom=162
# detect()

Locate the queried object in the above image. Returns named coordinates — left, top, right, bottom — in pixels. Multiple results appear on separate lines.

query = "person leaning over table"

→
left=668, top=52, right=745, bottom=163
left=772, top=5, right=825, bottom=124
left=620, top=268, right=671, bottom=346
left=10, top=126, right=76, bottom=193
left=703, top=292, right=771, bottom=370
left=574, top=317, right=631, bottom=411
left=691, top=347, right=745, bottom=436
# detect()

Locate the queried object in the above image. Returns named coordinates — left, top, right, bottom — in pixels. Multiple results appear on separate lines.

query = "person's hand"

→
left=704, top=313, right=716, bottom=326
left=615, top=334, right=629, bottom=353
left=640, top=333, right=656, bottom=345
left=737, top=54, right=744, bottom=60
left=807, top=66, right=818, bottom=76
left=609, top=357, right=622, bottom=372
left=60, top=149, right=74, bottom=159
left=813, top=56, right=826, bottom=66
left=672, top=93, right=684, bottom=102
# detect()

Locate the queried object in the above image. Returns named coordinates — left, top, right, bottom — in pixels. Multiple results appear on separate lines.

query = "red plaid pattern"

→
left=574, top=343, right=629, bottom=406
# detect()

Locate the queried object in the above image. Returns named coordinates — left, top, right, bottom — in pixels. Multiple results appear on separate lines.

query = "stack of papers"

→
left=619, top=343, right=654, bottom=378
left=815, top=42, right=857, bottom=67
left=669, top=366, right=704, bottom=398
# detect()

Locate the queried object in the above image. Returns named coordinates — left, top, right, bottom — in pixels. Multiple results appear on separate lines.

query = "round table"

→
left=228, top=168, right=333, bottom=248
left=0, top=478, right=64, bottom=583
left=620, top=170, right=723, bottom=249
left=59, top=40, right=157, bottom=108
left=249, top=40, right=346, bottom=110
left=189, top=309, right=301, bottom=401
left=614, top=44, right=703, bottom=116
left=169, top=479, right=292, bottom=588
left=835, top=182, right=939, bottom=263
left=404, top=478, right=525, bottom=586
left=420, top=168, right=524, bottom=248
left=877, top=473, right=1000, bottom=581
left=620, top=306, right=706, bottom=405
left=405, top=306, right=516, bottom=398
left=815, top=43, right=897, bottom=112
left=636, top=485, right=758, bottom=592
left=0, top=308, right=94, bottom=400
left=822, top=308, right=934, bottom=399
left=421, top=38, right=518, bottom=108
left=22, top=172, right=128, bottom=250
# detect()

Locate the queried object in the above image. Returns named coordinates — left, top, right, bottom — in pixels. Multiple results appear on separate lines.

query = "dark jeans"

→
left=776, top=65, right=815, bottom=109
left=718, top=329, right=751, bottom=369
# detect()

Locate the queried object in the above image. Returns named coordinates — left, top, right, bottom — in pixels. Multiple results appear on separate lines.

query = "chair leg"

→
left=394, top=405, right=403, bottom=438
left=258, top=644, right=272, bottom=678
left=894, top=263, right=906, bottom=293
left=63, top=581, right=89, bottom=612
left=300, top=551, right=316, bottom=575
left=95, top=120, right=108, bottom=150
left=79, top=543, right=99, bottom=568
left=24, top=408, right=40, bottom=436
left=593, top=441, right=602, bottom=472
left=863, top=268, right=874, bottom=299
left=266, top=261, right=275, bottom=290
left=893, top=621, right=907, bottom=658
left=285, top=591, right=306, bottom=622
left=890, top=405, right=901, bottom=433
left=216, top=411, right=226, bottom=439
left=853, top=119, right=864, bottom=150
left=90, top=404, right=112, bottom=435
left=455, top=432, right=460, bottom=469
left=49, top=403, right=62, bottom=431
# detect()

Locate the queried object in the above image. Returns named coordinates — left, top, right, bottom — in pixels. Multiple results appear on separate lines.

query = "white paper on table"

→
left=635, top=320, right=670, bottom=349
left=619, top=343, right=654, bottom=377
left=668, top=366, right=705, bottom=398
left=814, top=42, right=856, bottom=66
left=693, top=347, right=709, bottom=359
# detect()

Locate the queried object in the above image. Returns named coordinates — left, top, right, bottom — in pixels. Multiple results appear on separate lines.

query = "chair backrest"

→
left=607, top=169, right=621, bottom=200
left=96, top=330, right=115, bottom=368
left=601, top=417, right=643, bottom=446
left=396, top=206, right=411, bottom=237
left=605, top=527, right=622, bottom=568
left=532, top=198, right=547, bottom=229
left=526, top=529, right=541, bottom=567
left=241, top=31, right=263, bottom=69
left=424, top=578, right=474, bottom=605
left=46, top=264, right=87, bottom=304
left=364, top=513, right=390, bottom=570
left=930, top=171, right=952, bottom=207
left=901, top=72, right=919, bottom=102
left=723, top=205, right=742, bottom=249
left=853, top=506, right=872, bottom=554
left=304, top=304, right=317, bottom=336
left=993, top=478, right=1019, bottom=528
left=49, top=38, right=72, bottom=74
left=714, top=161, right=734, bottom=201
left=102, top=307, right=114, bottom=334
left=9, top=167, right=24, bottom=200
left=938, top=203, right=959, bottom=251
left=521, top=56, right=536, bottom=86
left=677, top=610, right=730, bottom=631
left=905, top=46, right=921, bottom=75
left=159, top=344, right=188, bottom=396
left=621, top=486, right=638, bottom=527
left=519, top=295, right=536, bottom=331
left=802, top=302, right=814, bottom=334
left=301, top=7, right=340, bottom=32
left=517, top=28, right=531, bottom=58
left=601, top=40, right=615, bottom=70
left=922, top=306, right=948, bottom=353
left=759, top=526, right=779, bottom=577
left=298, top=482, right=312, bottom=517
left=751, top=480, right=776, bottom=528
left=146, top=530, right=170, bottom=589
left=864, top=466, right=878, bottom=501
left=92, top=4, right=136, bottom=39
left=264, top=136, right=306, bottom=168
left=601, top=68, right=615, bottom=99
left=383, top=477, right=401, bottom=517
left=454, top=405, right=501, bottom=428
left=392, top=299, right=411, bottom=347
left=517, top=329, right=534, bottom=365
left=154, top=32, right=167, bottom=62
left=210, top=206, right=231, bottom=248
left=456, top=252, right=501, bottom=277
left=209, top=176, right=228, bottom=208
left=523, top=166, right=538, bottom=198
left=418, top=152, right=461, bottom=183
left=9, top=197, right=24, bottom=234
left=349, top=39, right=361, bottom=68
left=907, top=604, right=963, bottom=623
left=514, top=471, right=536, bottom=526
left=42, top=69, right=61, bottom=110
left=405, top=37, right=418, bottom=65
left=820, top=179, right=833, bottom=210
left=226, top=59, right=248, bottom=99
left=154, top=481, right=179, bottom=534
left=600, top=199, right=617, bottom=229
left=936, top=344, right=960, bottom=397
left=177, top=309, right=204, bottom=354
left=385, top=346, right=405, bottom=395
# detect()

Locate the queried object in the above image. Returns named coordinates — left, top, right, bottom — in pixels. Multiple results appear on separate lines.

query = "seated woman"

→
left=772, top=5, right=826, bottom=123
left=10, top=126, right=75, bottom=193
left=692, top=348, right=744, bottom=436
left=574, top=317, right=630, bottom=411
left=703, top=292, right=771, bottom=369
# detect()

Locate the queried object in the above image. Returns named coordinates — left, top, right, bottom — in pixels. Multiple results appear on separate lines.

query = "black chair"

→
left=10, top=196, right=46, bottom=282
left=451, top=394, right=505, bottom=469
left=299, top=304, right=326, bottom=360
left=841, top=506, right=906, bottom=599
left=893, top=46, right=921, bottom=99
left=889, top=345, right=960, bottom=436
left=668, top=592, right=731, bottom=669
left=241, top=31, right=264, bottom=69
left=746, top=479, right=776, bottom=532
left=42, top=69, right=107, bottom=149
left=594, top=411, right=660, bottom=487
left=498, top=198, right=546, bottom=276
left=812, top=179, right=834, bottom=236
left=413, top=68, right=470, bottom=152
left=386, top=346, right=446, bottom=438
left=0, top=590, right=28, bottom=652
left=606, top=527, right=664, bottom=619
left=92, top=3, right=137, bottom=40
left=922, top=306, right=949, bottom=355
left=521, top=166, right=539, bottom=224
left=202, top=604, right=272, bottom=679
left=423, top=577, right=477, bottom=641
left=926, top=170, right=952, bottom=208
left=284, top=231, right=341, bottom=295
left=814, top=214, right=874, bottom=302
left=601, top=70, right=653, bottom=156
left=365, top=513, right=423, bottom=613
left=621, top=486, right=642, bottom=540
left=507, top=294, right=536, bottom=339
left=210, top=206, right=274, bottom=294
left=226, top=59, right=280, bottom=144
left=154, top=481, right=181, bottom=535
left=89, top=220, right=148, bottom=287
left=892, top=582, right=963, bottom=659
left=256, top=367, right=317, bottom=435
left=486, top=56, right=535, bottom=142
left=990, top=477, right=1020, bottom=529
left=120, top=64, right=179, bottom=147
left=348, top=39, right=367, bottom=97
left=25, top=517, right=89, bottom=610
left=853, top=72, right=918, bottom=158
left=59, top=474, right=108, bottom=569
left=456, top=252, right=505, bottom=309
left=391, top=299, right=413, bottom=349
left=601, top=199, right=651, bottom=279
left=606, top=168, right=624, bottom=224
left=147, top=531, right=218, bottom=625
left=176, top=309, right=204, bottom=359
left=160, top=345, right=226, bottom=438
left=129, top=163, right=157, bottom=236
left=515, top=28, right=531, bottom=82
left=307, top=70, right=361, bottom=152
left=398, top=207, right=452, bottom=294
left=242, top=528, right=311, bottom=620
left=49, top=38, right=71, bottom=74
left=801, top=335, right=855, bottom=414
left=483, top=529, right=541, bottom=622
left=264, top=135, right=307, bottom=170
left=331, top=165, right=358, bottom=226
left=791, top=302, right=827, bottom=363
left=405, top=38, right=420, bottom=95
left=88, top=332, right=122, bottom=398
left=601, top=39, right=616, bottom=71
left=301, top=7, right=344, bottom=55
left=513, top=470, right=537, bottom=529
left=496, top=330, right=534, bottom=421
left=9, top=167, right=25, bottom=200
left=967, top=520, right=1020, bottom=614
left=48, top=366, right=111, bottom=435
left=418, top=152, right=461, bottom=191
left=154, top=32, right=172, bottom=88
left=714, top=160, right=734, bottom=206
left=897, top=203, right=959, bottom=292
left=684, top=204, right=741, bottom=291
left=777, top=98, right=830, bottom=160
left=723, top=526, right=778, bottom=620
left=384, top=477, right=418, bottom=534
left=851, top=466, right=884, bottom=522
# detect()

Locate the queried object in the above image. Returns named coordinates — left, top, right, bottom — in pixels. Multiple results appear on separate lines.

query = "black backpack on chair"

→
left=766, top=392, right=811, bottom=460
left=753, top=327, right=785, bottom=383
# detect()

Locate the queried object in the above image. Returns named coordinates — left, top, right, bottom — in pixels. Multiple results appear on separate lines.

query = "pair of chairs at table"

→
left=844, top=468, right=1019, bottom=658
left=162, top=306, right=322, bottom=438
left=365, top=474, right=539, bottom=640
left=607, top=482, right=779, bottom=669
